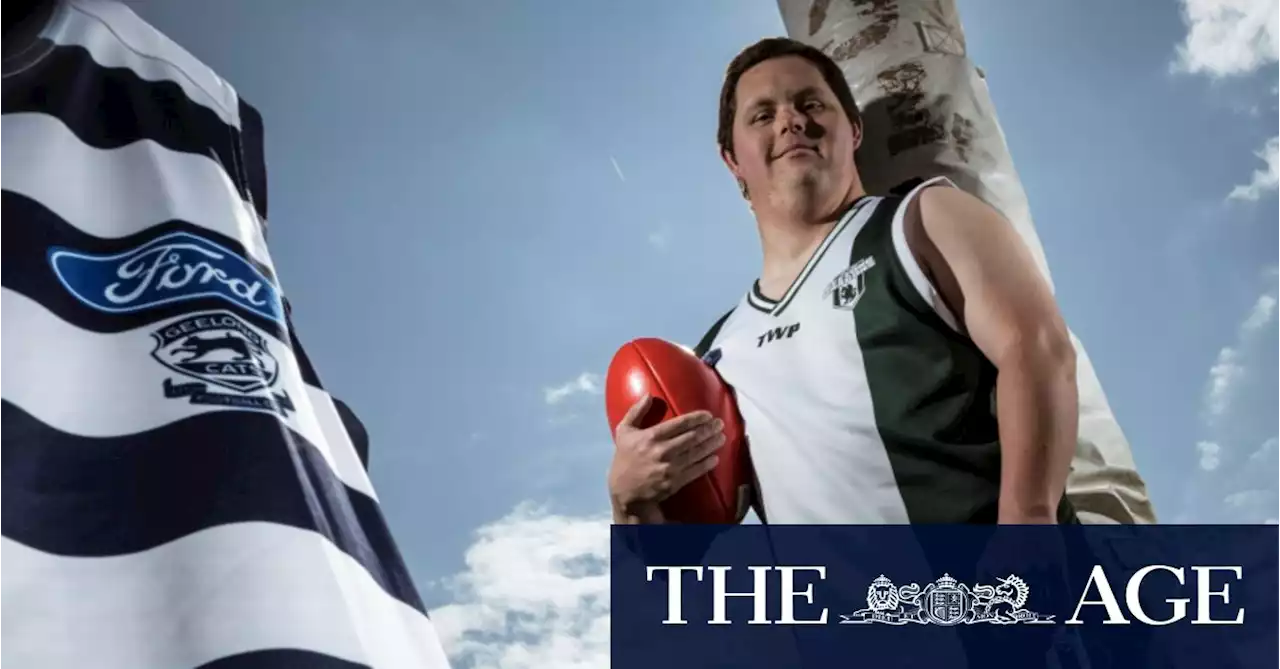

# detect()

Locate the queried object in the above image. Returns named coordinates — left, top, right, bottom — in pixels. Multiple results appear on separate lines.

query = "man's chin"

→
left=770, top=173, right=828, bottom=201
left=771, top=169, right=820, bottom=192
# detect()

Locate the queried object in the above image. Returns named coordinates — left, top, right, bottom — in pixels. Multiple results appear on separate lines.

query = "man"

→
left=2, top=1, right=452, bottom=666
left=608, top=37, right=1082, bottom=526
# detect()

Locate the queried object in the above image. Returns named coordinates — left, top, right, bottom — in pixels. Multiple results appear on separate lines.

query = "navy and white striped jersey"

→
left=1, top=2, right=453, bottom=667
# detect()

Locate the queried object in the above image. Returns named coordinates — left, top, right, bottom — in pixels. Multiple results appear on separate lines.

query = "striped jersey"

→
left=693, top=177, right=1076, bottom=525
left=1, top=2, right=453, bottom=667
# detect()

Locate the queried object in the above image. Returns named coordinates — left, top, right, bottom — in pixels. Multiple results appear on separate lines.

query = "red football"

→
left=604, top=337, right=750, bottom=525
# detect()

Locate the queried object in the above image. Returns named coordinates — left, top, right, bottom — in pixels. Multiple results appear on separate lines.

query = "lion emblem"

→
left=866, top=575, right=900, bottom=612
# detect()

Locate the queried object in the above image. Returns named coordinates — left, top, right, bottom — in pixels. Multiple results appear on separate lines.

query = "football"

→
left=604, top=337, right=750, bottom=524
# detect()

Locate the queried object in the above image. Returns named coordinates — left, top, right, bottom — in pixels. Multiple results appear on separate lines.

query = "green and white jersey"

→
left=694, top=177, right=1076, bottom=525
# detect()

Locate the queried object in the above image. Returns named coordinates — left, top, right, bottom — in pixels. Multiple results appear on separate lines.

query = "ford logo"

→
left=49, top=231, right=285, bottom=325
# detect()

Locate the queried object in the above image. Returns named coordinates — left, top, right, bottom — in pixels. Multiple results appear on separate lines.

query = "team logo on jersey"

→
left=152, top=310, right=294, bottom=415
left=823, top=256, right=877, bottom=310
left=839, top=573, right=1054, bottom=626
left=49, top=231, right=285, bottom=325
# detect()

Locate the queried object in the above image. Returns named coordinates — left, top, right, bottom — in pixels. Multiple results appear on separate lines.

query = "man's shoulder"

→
left=887, top=175, right=964, bottom=260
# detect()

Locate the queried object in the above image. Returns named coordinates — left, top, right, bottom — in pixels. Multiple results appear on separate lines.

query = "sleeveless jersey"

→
left=1, top=2, right=453, bottom=667
left=694, top=177, right=1076, bottom=525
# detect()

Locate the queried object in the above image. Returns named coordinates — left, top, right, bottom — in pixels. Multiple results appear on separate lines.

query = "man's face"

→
left=723, top=55, right=860, bottom=217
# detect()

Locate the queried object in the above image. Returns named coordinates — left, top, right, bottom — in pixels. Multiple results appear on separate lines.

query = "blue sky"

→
left=127, top=1, right=1277, bottom=666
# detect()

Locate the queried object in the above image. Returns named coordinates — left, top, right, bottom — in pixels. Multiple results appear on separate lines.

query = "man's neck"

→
left=754, top=185, right=866, bottom=300
left=4, top=0, right=55, bottom=62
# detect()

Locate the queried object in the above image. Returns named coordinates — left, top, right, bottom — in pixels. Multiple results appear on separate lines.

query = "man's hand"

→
left=909, top=183, right=1078, bottom=521
left=608, top=394, right=726, bottom=523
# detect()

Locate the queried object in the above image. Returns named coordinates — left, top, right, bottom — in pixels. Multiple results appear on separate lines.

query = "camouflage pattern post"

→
left=775, top=0, right=1157, bottom=525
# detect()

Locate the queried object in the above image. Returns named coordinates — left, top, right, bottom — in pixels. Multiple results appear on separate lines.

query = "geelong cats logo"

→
left=49, top=231, right=285, bottom=325
left=152, top=310, right=293, bottom=415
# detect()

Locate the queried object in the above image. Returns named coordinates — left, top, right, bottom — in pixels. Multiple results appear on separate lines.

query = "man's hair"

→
left=716, top=37, right=861, bottom=159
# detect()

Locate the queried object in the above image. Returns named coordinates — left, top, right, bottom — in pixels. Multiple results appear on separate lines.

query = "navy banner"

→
left=611, top=525, right=1278, bottom=669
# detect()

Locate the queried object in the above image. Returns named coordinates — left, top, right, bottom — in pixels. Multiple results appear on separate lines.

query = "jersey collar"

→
left=746, top=195, right=874, bottom=317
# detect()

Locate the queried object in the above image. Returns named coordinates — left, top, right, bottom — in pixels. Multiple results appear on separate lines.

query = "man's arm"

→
left=906, top=185, right=1077, bottom=523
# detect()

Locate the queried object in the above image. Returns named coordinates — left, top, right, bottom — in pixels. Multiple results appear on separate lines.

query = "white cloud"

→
left=1197, top=440, right=1223, bottom=470
left=1227, top=136, right=1280, bottom=201
left=1204, top=346, right=1243, bottom=419
left=1223, top=488, right=1272, bottom=512
left=1241, top=293, right=1279, bottom=332
left=1171, top=0, right=1280, bottom=201
left=1248, top=436, right=1279, bottom=465
left=1203, top=291, right=1277, bottom=420
left=433, top=504, right=611, bottom=669
left=1236, top=288, right=1277, bottom=336
left=544, top=372, right=603, bottom=405
left=1172, top=0, right=1279, bottom=78
left=1187, top=274, right=1280, bottom=522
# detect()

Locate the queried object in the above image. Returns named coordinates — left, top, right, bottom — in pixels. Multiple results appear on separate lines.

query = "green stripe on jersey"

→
left=849, top=195, right=1076, bottom=524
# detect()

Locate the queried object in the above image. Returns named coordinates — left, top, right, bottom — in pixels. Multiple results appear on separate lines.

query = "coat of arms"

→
left=839, top=573, right=1055, bottom=626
